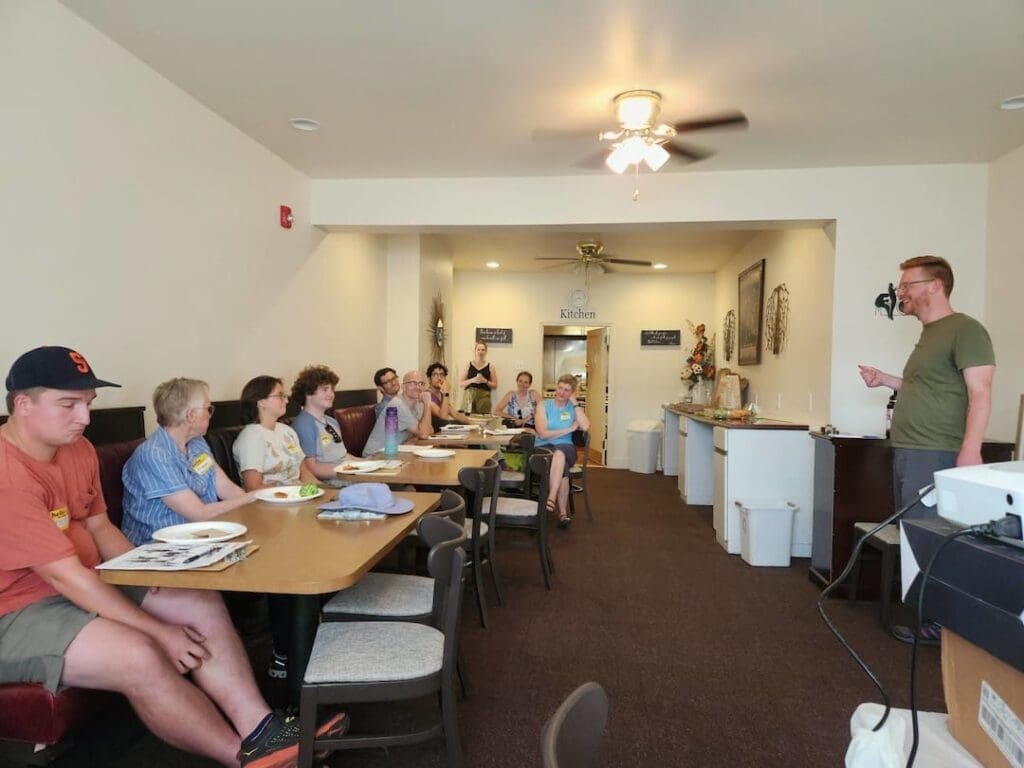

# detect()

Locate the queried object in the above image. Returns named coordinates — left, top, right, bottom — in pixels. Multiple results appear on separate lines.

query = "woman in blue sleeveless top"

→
left=535, top=374, right=590, bottom=528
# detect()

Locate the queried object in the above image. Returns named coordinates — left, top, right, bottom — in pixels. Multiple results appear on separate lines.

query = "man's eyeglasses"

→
left=896, top=278, right=934, bottom=293
left=404, top=380, right=427, bottom=387
left=380, top=376, right=399, bottom=386
left=192, top=404, right=216, bottom=416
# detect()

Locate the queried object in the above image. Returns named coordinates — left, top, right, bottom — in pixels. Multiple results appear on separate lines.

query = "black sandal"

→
left=557, top=513, right=572, bottom=529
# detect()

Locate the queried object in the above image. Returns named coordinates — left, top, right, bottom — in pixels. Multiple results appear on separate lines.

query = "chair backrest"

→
left=95, top=438, right=145, bottom=529
left=334, top=404, right=377, bottom=457
left=512, top=432, right=536, bottom=453
left=423, top=517, right=467, bottom=672
left=528, top=451, right=553, bottom=507
left=206, top=425, right=244, bottom=486
left=571, top=430, right=590, bottom=469
left=540, top=682, right=609, bottom=768
left=432, top=488, right=466, bottom=526
left=458, top=459, right=499, bottom=541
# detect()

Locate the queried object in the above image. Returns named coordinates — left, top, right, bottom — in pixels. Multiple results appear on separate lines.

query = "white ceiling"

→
left=59, top=1, right=1024, bottom=273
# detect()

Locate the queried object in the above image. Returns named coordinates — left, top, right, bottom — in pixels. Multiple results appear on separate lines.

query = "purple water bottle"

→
left=384, top=406, right=399, bottom=457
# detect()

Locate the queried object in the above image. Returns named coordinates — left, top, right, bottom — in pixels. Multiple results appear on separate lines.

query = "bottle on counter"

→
left=885, top=392, right=897, bottom=439
left=384, top=406, right=399, bottom=457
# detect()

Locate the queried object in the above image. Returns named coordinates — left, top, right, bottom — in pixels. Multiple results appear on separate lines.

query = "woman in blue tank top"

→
left=535, top=374, right=590, bottom=529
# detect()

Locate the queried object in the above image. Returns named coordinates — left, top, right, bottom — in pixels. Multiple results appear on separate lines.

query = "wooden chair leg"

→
left=487, top=527, right=504, bottom=606
left=471, top=538, right=488, bottom=628
left=848, top=534, right=864, bottom=603
left=441, top=680, right=463, bottom=768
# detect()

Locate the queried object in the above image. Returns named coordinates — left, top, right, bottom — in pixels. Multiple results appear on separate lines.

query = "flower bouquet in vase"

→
left=680, top=321, right=715, bottom=404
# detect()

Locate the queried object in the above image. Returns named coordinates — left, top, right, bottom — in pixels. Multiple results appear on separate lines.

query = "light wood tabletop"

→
left=414, top=430, right=523, bottom=448
left=99, top=490, right=439, bottom=594
left=336, top=447, right=498, bottom=486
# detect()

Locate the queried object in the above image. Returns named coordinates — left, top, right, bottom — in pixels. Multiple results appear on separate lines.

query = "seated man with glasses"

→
left=122, top=377, right=258, bottom=546
left=290, top=365, right=353, bottom=483
left=362, top=370, right=434, bottom=456
left=372, top=367, right=401, bottom=418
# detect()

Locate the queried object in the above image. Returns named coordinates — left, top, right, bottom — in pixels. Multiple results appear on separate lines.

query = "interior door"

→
left=585, top=327, right=608, bottom=465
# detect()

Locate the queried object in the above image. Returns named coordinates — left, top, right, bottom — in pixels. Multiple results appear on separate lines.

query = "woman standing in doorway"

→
left=459, top=340, right=498, bottom=414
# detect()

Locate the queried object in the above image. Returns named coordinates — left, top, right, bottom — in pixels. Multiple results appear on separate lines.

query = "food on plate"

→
left=273, top=490, right=289, bottom=499
left=299, top=483, right=319, bottom=497
left=340, top=464, right=359, bottom=472
left=189, top=528, right=222, bottom=539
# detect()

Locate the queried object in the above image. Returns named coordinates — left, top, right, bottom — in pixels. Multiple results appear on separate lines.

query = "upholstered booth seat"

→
left=334, top=404, right=377, bottom=458
left=0, top=438, right=143, bottom=761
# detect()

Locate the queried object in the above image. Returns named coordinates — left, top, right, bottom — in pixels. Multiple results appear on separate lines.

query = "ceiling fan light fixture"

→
left=614, top=90, right=662, bottom=129
left=643, top=142, right=670, bottom=171
left=605, top=143, right=632, bottom=174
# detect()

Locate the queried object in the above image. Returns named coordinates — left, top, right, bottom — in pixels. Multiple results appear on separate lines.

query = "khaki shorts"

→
left=0, top=585, right=149, bottom=692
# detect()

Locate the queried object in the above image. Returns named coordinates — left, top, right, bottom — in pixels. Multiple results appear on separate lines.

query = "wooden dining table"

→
left=100, top=489, right=439, bottom=701
left=336, top=447, right=498, bottom=486
left=414, top=429, right=527, bottom=448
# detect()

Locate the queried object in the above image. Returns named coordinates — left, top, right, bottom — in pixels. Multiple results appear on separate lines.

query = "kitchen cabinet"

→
left=662, top=406, right=679, bottom=478
left=711, top=423, right=814, bottom=556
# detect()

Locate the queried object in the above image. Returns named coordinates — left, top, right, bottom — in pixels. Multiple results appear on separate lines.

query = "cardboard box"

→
left=943, top=630, right=1024, bottom=768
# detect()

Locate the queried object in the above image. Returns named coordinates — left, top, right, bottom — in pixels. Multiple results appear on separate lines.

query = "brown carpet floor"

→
left=30, top=468, right=945, bottom=767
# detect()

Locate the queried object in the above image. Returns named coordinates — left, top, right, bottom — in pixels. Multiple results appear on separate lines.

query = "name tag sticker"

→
left=191, top=453, right=214, bottom=475
left=50, top=507, right=70, bottom=532
left=320, top=434, right=332, bottom=445
left=560, top=411, right=571, bottom=422
left=286, top=442, right=301, bottom=454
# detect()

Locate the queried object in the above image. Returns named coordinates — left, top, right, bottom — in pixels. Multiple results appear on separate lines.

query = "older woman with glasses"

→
left=121, top=378, right=257, bottom=546
left=290, top=364, right=354, bottom=482
left=233, top=375, right=317, bottom=491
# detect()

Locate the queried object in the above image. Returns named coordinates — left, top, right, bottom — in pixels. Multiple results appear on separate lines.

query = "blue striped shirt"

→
left=121, top=428, right=219, bottom=544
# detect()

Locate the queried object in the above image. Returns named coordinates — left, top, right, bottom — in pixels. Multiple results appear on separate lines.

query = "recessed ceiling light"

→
left=1000, top=95, right=1024, bottom=111
left=289, top=117, right=320, bottom=131
left=486, top=261, right=500, bottom=269
left=653, top=262, right=668, bottom=270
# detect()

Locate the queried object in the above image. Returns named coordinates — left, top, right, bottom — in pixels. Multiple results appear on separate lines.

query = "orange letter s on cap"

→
left=68, top=351, right=90, bottom=374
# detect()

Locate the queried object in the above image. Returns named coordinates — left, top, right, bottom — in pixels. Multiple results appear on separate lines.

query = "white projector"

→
left=934, top=461, right=1024, bottom=546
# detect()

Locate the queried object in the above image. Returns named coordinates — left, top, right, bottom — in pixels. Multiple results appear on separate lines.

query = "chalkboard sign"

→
left=640, top=329, right=681, bottom=347
left=476, top=327, right=513, bottom=344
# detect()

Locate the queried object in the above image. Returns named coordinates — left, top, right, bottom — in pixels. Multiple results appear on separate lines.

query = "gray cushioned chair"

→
left=568, top=430, right=592, bottom=520
left=484, top=450, right=554, bottom=589
left=458, top=459, right=502, bottom=628
left=298, top=515, right=466, bottom=768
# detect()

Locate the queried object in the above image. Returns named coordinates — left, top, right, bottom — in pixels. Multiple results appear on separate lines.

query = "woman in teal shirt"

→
left=535, top=374, right=590, bottom=528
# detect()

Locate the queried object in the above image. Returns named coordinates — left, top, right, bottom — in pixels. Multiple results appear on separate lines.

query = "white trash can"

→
left=627, top=420, right=663, bottom=473
left=737, top=500, right=797, bottom=566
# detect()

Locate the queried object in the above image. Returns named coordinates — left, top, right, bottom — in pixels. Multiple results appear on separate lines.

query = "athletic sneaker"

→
left=268, top=651, right=288, bottom=679
left=891, top=620, right=942, bottom=647
left=239, top=710, right=350, bottom=768
left=239, top=710, right=300, bottom=768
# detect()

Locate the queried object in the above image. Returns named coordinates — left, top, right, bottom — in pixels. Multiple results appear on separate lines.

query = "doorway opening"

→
left=541, top=324, right=610, bottom=465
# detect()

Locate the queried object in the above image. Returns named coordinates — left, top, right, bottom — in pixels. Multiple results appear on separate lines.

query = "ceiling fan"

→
left=535, top=240, right=653, bottom=284
left=537, top=89, right=748, bottom=173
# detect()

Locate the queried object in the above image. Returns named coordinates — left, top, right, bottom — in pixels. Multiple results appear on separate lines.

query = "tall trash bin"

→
left=737, top=500, right=797, bottom=566
left=627, top=420, right=662, bottom=473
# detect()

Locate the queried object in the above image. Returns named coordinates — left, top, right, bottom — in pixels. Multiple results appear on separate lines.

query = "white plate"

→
left=152, top=521, right=247, bottom=543
left=334, top=460, right=387, bottom=474
left=415, top=448, right=456, bottom=459
left=440, top=424, right=472, bottom=432
left=428, top=434, right=464, bottom=440
left=254, top=486, right=325, bottom=503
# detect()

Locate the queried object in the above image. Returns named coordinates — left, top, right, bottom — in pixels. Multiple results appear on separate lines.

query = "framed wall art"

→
left=737, top=259, right=765, bottom=365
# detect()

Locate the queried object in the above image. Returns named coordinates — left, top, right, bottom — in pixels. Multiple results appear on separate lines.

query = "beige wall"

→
left=0, top=1, right=388, bottom=427
left=453, top=271, right=715, bottom=467
left=985, top=143, right=1024, bottom=443
left=713, top=228, right=835, bottom=426
left=418, top=236, right=455, bottom=370
left=314, top=164, right=992, bottom=435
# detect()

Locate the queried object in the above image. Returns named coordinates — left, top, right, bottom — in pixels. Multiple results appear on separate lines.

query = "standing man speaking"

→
left=859, top=255, right=996, bottom=512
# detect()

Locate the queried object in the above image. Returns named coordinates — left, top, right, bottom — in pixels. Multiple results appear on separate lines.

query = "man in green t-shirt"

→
left=859, top=255, right=996, bottom=513
left=859, top=255, right=995, bottom=643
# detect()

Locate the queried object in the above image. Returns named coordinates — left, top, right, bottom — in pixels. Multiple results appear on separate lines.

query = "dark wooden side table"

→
left=848, top=522, right=901, bottom=629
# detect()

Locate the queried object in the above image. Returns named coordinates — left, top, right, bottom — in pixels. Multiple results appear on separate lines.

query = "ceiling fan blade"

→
left=665, top=142, right=715, bottom=163
left=606, top=258, right=654, bottom=267
left=575, top=149, right=610, bottom=170
left=671, top=110, right=748, bottom=133
left=534, top=257, right=577, bottom=262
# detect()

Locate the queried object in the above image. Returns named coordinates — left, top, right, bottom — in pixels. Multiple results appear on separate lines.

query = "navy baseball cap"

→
left=5, top=346, right=121, bottom=391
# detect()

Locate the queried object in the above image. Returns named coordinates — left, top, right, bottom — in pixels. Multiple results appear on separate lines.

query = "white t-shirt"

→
left=233, top=422, right=305, bottom=486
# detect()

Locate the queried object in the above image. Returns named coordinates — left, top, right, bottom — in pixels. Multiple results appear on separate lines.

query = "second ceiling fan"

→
left=535, top=240, right=653, bottom=284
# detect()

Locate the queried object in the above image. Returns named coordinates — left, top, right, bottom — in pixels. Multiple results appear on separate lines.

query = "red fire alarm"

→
left=279, top=205, right=294, bottom=229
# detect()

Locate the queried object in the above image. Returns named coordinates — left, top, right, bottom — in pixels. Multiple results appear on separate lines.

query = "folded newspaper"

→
left=97, top=541, right=251, bottom=571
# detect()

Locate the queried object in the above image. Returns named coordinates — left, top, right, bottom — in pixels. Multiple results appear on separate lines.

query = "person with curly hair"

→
left=290, top=365, right=353, bottom=481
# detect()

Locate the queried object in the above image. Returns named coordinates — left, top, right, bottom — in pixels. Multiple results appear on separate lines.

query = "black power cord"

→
left=816, top=483, right=936, bottom=733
